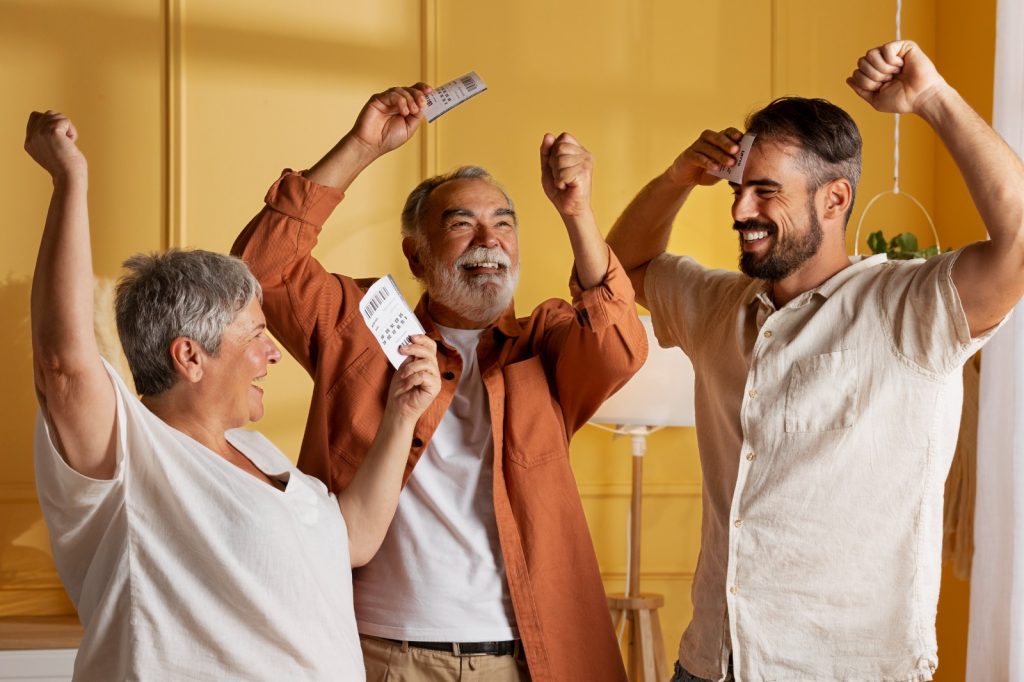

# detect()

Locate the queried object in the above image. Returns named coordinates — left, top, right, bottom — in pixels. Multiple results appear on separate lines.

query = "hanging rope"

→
left=893, top=0, right=902, bottom=194
left=853, top=0, right=940, bottom=255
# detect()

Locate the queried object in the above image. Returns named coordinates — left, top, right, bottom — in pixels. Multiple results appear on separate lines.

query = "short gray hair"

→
left=400, top=166, right=514, bottom=239
left=114, top=249, right=262, bottom=396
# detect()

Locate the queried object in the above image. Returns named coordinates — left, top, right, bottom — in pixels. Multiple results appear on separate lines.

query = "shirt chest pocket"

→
left=503, top=356, right=569, bottom=467
left=784, top=349, right=860, bottom=433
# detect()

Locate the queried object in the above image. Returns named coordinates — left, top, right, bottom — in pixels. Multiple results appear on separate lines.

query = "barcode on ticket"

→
left=423, top=71, right=488, bottom=122
left=363, top=286, right=391, bottom=317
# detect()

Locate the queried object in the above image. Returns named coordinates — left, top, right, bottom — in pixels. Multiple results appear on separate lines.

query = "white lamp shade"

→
left=590, top=315, right=696, bottom=427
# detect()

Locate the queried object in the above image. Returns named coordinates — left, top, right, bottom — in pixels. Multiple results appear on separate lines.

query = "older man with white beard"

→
left=232, top=84, right=646, bottom=682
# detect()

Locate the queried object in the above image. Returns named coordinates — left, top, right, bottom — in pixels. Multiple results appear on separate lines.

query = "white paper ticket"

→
left=708, top=133, right=757, bottom=184
left=360, top=275, right=426, bottom=369
left=423, top=72, right=488, bottom=122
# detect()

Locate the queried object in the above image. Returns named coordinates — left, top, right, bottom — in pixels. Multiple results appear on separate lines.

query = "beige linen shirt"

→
left=645, top=250, right=998, bottom=682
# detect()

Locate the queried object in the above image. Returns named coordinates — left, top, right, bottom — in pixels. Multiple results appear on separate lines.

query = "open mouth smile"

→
left=735, top=222, right=777, bottom=250
left=462, top=261, right=506, bottom=272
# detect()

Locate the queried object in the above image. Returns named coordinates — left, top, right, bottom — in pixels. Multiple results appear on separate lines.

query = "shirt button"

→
left=746, top=452, right=756, bottom=461
left=763, top=330, right=773, bottom=338
left=734, top=519, right=744, bottom=528
left=748, top=389, right=758, bottom=399
left=442, top=371, right=456, bottom=380
left=412, top=437, right=424, bottom=448
left=730, top=585, right=739, bottom=595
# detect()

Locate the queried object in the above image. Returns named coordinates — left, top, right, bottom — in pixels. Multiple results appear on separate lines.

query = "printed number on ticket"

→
left=360, top=275, right=426, bottom=370
left=423, top=72, right=488, bottom=122
left=708, top=133, right=757, bottom=184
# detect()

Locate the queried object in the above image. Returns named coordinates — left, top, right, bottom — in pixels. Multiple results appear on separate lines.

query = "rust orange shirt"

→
left=232, top=171, right=647, bottom=682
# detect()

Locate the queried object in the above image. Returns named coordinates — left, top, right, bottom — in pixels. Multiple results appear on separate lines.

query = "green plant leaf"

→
left=863, top=229, right=941, bottom=260
left=890, top=232, right=919, bottom=254
left=867, top=231, right=887, bottom=255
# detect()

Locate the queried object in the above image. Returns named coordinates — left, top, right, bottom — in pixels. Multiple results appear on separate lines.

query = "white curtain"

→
left=967, top=0, right=1024, bottom=678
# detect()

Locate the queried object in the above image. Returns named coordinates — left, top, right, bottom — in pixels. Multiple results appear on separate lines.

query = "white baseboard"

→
left=0, top=649, right=76, bottom=681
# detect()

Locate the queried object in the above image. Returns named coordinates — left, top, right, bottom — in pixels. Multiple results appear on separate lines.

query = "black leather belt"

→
left=396, top=639, right=519, bottom=656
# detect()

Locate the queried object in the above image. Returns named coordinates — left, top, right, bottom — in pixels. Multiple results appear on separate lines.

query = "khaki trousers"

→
left=361, top=635, right=531, bottom=682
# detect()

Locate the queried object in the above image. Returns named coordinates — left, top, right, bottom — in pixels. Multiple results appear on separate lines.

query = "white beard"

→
left=421, top=245, right=519, bottom=326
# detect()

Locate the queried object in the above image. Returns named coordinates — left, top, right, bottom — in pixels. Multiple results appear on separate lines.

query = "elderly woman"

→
left=26, top=110, right=439, bottom=681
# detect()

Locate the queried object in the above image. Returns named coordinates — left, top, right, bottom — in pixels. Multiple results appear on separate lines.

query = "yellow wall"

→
left=0, top=0, right=994, bottom=676
left=1, top=0, right=164, bottom=615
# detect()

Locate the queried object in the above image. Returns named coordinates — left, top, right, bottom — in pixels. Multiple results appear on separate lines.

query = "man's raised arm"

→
left=538, top=132, right=648, bottom=432
left=305, top=84, right=431, bottom=191
left=849, top=40, right=1024, bottom=336
left=230, top=84, right=432, bottom=370
left=540, top=132, right=608, bottom=287
left=606, top=128, right=743, bottom=307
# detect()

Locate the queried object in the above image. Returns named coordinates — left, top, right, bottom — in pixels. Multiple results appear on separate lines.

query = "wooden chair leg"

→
left=608, top=594, right=669, bottom=682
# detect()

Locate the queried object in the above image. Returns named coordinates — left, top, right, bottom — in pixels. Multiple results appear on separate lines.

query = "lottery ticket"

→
left=708, top=133, right=757, bottom=184
left=360, top=275, right=426, bottom=370
left=423, top=72, right=488, bottom=122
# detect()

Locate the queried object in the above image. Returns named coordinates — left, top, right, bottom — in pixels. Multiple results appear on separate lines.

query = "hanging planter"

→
left=853, top=188, right=941, bottom=260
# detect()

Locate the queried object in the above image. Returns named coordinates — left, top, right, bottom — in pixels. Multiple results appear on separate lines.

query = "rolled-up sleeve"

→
left=567, top=245, right=640, bottom=332
left=231, top=171, right=347, bottom=374
left=545, top=246, right=648, bottom=433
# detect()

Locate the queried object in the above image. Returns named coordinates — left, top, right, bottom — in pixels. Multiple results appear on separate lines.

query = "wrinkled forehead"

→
left=424, top=178, right=514, bottom=221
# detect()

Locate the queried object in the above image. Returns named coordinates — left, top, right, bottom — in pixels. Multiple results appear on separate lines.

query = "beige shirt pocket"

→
left=784, top=349, right=859, bottom=433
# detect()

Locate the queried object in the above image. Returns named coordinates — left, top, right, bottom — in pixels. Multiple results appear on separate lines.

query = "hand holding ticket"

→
left=707, top=133, right=756, bottom=184
left=423, top=72, right=488, bottom=122
left=361, top=275, right=427, bottom=369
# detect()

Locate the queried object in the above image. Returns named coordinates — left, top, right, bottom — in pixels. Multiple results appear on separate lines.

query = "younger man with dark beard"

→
left=233, top=84, right=645, bottom=682
left=606, top=40, right=1024, bottom=681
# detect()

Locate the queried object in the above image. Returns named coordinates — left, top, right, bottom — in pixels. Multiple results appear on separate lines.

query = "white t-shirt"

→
left=353, top=325, right=517, bottom=641
left=34, top=359, right=364, bottom=681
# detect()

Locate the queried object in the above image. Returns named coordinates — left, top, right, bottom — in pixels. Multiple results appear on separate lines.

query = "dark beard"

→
left=737, top=208, right=823, bottom=281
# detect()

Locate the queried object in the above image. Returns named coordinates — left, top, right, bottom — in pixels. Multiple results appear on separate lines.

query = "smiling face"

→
left=200, top=297, right=281, bottom=427
left=730, top=139, right=826, bottom=282
left=407, top=177, right=521, bottom=328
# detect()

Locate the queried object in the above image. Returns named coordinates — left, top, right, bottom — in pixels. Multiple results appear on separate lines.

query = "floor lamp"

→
left=590, top=316, right=696, bottom=682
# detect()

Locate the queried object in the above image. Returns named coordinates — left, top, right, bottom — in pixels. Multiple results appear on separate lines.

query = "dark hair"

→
left=746, top=97, right=862, bottom=221
left=115, top=249, right=261, bottom=396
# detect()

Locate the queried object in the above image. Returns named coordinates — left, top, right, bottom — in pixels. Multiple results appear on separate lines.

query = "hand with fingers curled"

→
left=349, top=83, right=434, bottom=159
left=387, top=334, right=441, bottom=422
left=540, top=132, right=594, bottom=219
left=24, top=110, right=87, bottom=179
left=668, top=127, right=744, bottom=188
left=846, top=40, right=948, bottom=115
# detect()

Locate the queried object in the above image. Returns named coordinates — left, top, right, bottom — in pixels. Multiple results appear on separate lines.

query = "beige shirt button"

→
left=734, top=519, right=744, bottom=528
left=730, top=585, right=739, bottom=595
left=746, top=452, right=756, bottom=461
left=763, top=330, right=773, bottom=338
left=749, top=389, right=758, bottom=399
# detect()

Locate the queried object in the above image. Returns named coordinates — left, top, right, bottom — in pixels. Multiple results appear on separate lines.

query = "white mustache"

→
left=454, top=246, right=512, bottom=270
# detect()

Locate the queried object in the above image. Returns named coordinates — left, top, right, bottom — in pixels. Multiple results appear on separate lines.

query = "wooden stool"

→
left=608, top=592, right=668, bottom=682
